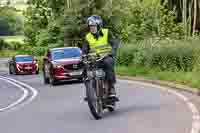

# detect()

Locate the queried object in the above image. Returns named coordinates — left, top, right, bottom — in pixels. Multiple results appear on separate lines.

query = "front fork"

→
left=96, top=79, right=110, bottom=104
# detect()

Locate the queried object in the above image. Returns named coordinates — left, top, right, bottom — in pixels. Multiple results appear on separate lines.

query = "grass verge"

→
left=116, top=65, right=200, bottom=89
left=0, top=50, right=20, bottom=57
left=0, top=36, right=24, bottom=43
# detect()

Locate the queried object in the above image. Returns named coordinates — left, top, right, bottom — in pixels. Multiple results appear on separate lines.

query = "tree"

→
left=193, top=0, right=197, bottom=36
left=0, top=6, right=24, bottom=36
left=0, top=17, right=10, bottom=35
left=24, top=0, right=64, bottom=47
left=163, top=0, right=200, bottom=35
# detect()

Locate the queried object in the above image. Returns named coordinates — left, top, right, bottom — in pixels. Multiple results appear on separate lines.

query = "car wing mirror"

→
left=43, top=57, right=51, bottom=62
left=43, top=57, right=48, bottom=60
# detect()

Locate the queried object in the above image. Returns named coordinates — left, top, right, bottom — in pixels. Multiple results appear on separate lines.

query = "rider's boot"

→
left=108, top=84, right=119, bottom=102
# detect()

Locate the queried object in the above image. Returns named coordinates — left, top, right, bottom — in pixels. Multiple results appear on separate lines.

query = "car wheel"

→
left=13, top=67, right=17, bottom=75
left=44, top=75, right=50, bottom=84
left=49, top=75, right=57, bottom=85
left=43, top=65, right=50, bottom=84
left=36, top=69, right=39, bottom=75
left=78, top=77, right=83, bottom=82
left=9, top=65, right=12, bottom=75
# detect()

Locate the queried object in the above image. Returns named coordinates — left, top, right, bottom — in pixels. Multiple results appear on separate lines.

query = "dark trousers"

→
left=97, top=56, right=116, bottom=85
left=83, top=56, right=116, bottom=85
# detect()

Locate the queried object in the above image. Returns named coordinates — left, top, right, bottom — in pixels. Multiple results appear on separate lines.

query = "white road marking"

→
left=0, top=76, right=38, bottom=112
left=0, top=76, right=38, bottom=103
left=0, top=78, right=28, bottom=112
left=120, top=80, right=200, bottom=133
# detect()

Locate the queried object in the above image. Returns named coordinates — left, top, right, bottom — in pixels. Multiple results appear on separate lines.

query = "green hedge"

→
left=0, top=50, right=20, bottom=57
left=0, top=38, right=24, bottom=51
left=117, top=39, right=200, bottom=72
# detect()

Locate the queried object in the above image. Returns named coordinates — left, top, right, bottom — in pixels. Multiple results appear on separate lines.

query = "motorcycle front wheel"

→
left=85, top=79, right=103, bottom=120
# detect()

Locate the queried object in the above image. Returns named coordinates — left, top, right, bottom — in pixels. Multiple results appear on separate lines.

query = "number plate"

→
left=24, top=66, right=32, bottom=69
left=70, top=70, right=82, bottom=76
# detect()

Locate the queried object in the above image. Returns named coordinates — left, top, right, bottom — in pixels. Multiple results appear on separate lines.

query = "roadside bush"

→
left=117, top=45, right=137, bottom=66
left=0, top=38, right=25, bottom=51
left=18, top=44, right=33, bottom=54
left=10, top=41, right=23, bottom=50
left=0, top=38, right=12, bottom=50
left=117, top=39, right=200, bottom=72
left=34, top=47, right=46, bottom=56
left=147, top=45, right=194, bottom=71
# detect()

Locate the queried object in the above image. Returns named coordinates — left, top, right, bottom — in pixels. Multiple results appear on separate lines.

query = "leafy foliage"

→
left=117, top=39, right=200, bottom=72
left=0, top=6, right=24, bottom=35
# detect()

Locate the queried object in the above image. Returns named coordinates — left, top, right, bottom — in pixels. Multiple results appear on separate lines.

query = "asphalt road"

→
left=0, top=78, right=23, bottom=109
left=0, top=57, right=198, bottom=133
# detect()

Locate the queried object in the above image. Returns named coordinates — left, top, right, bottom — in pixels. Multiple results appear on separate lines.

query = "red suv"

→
left=8, top=55, right=39, bottom=75
left=43, top=47, right=83, bottom=85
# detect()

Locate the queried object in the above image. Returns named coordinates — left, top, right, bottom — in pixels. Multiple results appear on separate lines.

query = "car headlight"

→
left=57, top=65, right=63, bottom=69
left=53, top=64, right=64, bottom=69
left=16, top=64, right=23, bottom=69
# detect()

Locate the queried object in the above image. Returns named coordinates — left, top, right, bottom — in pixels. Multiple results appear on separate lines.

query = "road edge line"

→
left=0, top=77, right=29, bottom=112
left=121, top=79, right=200, bottom=133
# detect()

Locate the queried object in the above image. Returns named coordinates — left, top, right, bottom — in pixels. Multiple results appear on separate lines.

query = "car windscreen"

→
left=15, top=56, right=33, bottom=62
left=52, top=48, right=81, bottom=60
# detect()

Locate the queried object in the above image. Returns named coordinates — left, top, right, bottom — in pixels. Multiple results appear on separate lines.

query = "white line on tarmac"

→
left=0, top=76, right=38, bottom=112
left=0, top=77, right=29, bottom=112
left=0, top=76, right=38, bottom=103
left=120, top=80, right=200, bottom=133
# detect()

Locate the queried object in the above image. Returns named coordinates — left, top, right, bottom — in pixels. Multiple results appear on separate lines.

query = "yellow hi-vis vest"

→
left=86, top=28, right=112, bottom=55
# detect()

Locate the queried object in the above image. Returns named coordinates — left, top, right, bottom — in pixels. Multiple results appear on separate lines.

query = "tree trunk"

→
left=193, top=0, right=197, bottom=36
left=182, top=0, right=187, bottom=37
left=66, top=0, right=70, bottom=8
left=188, top=0, right=192, bottom=36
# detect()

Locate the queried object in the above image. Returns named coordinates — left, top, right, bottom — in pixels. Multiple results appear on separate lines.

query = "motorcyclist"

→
left=82, top=15, right=119, bottom=102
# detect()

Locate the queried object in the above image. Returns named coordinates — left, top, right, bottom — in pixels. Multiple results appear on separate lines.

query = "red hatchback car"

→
left=43, top=47, right=83, bottom=85
left=8, top=55, right=39, bottom=75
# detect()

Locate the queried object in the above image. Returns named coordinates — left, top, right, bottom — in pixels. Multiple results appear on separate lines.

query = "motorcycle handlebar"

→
left=82, top=53, right=111, bottom=63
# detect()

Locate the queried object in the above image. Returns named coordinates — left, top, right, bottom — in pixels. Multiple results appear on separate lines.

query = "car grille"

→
left=18, top=64, right=34, bottom=72
left=64, top=63, right=82, bottom=71
left=23, top=64, right=32, bottom=68
left=23, top=64, right=32, bottom=67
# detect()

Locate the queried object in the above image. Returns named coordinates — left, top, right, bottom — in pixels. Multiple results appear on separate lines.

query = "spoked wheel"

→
left=107, top=102, right=116, bottom=112
left=86, top=80, right=103, bottom=120
left=103, top=81, right=116, bottom=112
